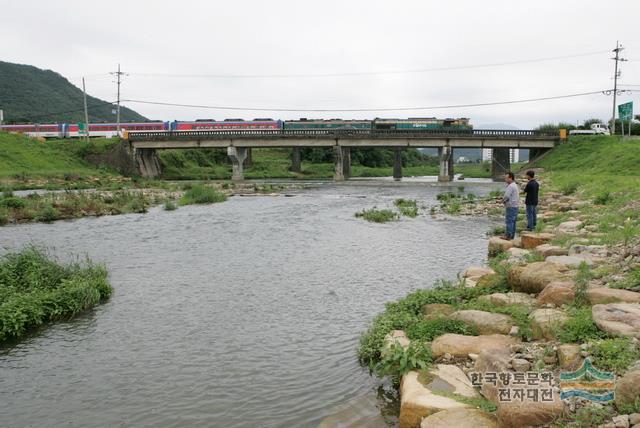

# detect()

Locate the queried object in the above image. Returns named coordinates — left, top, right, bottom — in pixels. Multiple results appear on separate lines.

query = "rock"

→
left=615, top=370, right=640, bottom=412
left=478, top=292, right=538, bottom=307
left=399, top=366, right=477, bottom=428
left=508, top=262, right=571, bottom=294
left=588, top=288, right=640, bottom=305
left=537, top=281, right=575, bottom=306
left=512, top=237, right=522, bottom=248
left=612, top=415, right=630, bottom=428
left=474, top=347, right=513, bottom=402
left=431, top=334, right=518, bottom=358
left=462, top=278, right=478, bottom=288
left=419, top=408, right=497, bottom=428
left=630, top=414, right=640, bottom=426
left=506, top=247, right=530, bottom=262
left=557, top=220, right=583, bottom=234
left=521, top=232, right=555, bottom=249
left=535, top=244, right=569, bottom=257
left=509, top=326, right=520, bottom=336
left=463, top=266, right=495, bottom=281
left=496, top=386, right=566, bottom=428
left=468, top=353, right=479, bottom=361
left=592, top=303, right=640, bottom=338
left=489, top=237, right=514, bottom=256
left=383, top=330, right=410, bottom=355
left=570, top=244, right=608, bottom=257
left=421, top=303, right=455, bottom=320
left=557, top=344, right=582, bottom=369
left=449, top=310, right=514, bottom=335
left=511, top=358, right=531, bottom=371
left=529, top=308, right=569, bottom=340
left=546, top=255, right=594, bottom=268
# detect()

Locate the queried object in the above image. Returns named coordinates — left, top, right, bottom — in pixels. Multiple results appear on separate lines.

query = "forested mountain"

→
left=0, top=61, right=146, bottom=123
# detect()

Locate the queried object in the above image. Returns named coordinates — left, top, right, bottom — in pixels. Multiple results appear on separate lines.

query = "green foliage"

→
left=0, top=246, right=112, bottom=342
left=394, top=199, right=419, bottom=218
left=590, top=337, right=640, bottom=375
left=0, top=60, right=145, bottom=122
left=553, top=405, right=613, bottom=428
left=573, top=262, right=592, bottom=307
left=34, top=204, right=59, bottom=222
left=405, top=318, right=477, bottom=341
left=179, top=185, right=227, bottom=205
left=0, top=196, right=26, bottom=208
left=617, top=397, right=640, bottom=414
left=164, top=200, right=177, bottom=211
left=593, top=191, right=612, bottom=205
left=558, top=307, right=608, bottom=343
left=355, top=208, right=398, bottom=223
left=374, top=342, right=433, bottom=380
left=433, top=391, right=497, bottom=413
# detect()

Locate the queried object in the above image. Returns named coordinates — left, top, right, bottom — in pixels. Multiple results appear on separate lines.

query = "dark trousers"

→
left=526, top=204, right=537, bottom=231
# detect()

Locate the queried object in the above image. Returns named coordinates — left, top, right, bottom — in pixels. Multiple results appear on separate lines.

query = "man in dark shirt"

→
left=523, top=170, right=539, bottom=231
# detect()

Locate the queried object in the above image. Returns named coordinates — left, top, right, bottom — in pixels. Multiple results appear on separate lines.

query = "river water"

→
left=0, top=181, right=498, bottom=428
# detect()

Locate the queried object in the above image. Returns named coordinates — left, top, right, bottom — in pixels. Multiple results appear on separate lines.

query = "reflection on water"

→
left=0, top=182, right=497, bottom=427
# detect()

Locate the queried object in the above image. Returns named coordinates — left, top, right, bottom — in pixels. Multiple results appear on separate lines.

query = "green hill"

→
left=0, top=61, right=147, bottom=123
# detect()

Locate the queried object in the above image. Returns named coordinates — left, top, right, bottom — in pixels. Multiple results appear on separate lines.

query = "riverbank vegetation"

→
left=355, top=208, right=398, bottom=223
left=0, top=247, right=112, bottom=343
left=358, top=135, right=640, bottom=426
left=179, top=184, right=227, bottom=205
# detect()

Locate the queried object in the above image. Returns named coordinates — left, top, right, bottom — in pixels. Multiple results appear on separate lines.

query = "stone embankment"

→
left=387, top=181, right=640, bottom=427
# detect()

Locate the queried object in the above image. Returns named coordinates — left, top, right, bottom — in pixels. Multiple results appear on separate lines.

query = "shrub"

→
left=355, top=208, right=398, bottom=223
left=0, top=196, right=26, bottom=209
left=34, top=204, right=59, bottom=222
left=164, top=200, right=177, bottom=211
left=394, top=199, right=419, bottom=218
left=180, top=185, right=227, bottom=205
left=374, top=342, right=433, bottom=380
left=558, top=307, right=608, bottom=343
left=593, top=192, right=612, bottom=205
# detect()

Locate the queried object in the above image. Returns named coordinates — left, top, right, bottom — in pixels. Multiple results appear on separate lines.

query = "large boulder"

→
left=521, top=232, right=555, bottom=249
left=557, top=220, right=583, bottom=234
left=529, top=308, right=569, bottom=340
left=615, top=370, right=640, bottom=411
left=569, top=244, right=609, bottom=257
left=496, top=387, right=566, bottom=428
left=507, top=262, right=571, bottom=294
left=473, top=347, right=512, bottom=402
left=588, top=288, right=640, bottom=305
left=419, top=408, right=497, bottom=428
left=506, top=247, right=530, bottom=263
left=489, top=237, right=514, bottom=256
left=592, top=303, right=640, bottom=338
left=431, top=334, right=518, bottom=358
left=478, top=292, right=538, bottom=308
left=557, top=344, right=583, bottom=369
left=546, top=255, right=594, bottom=268
left=421, top=303, right=455, bottom=320
left=537, top=281, right=575, bottom=306
left=535, top=244, right=569, bottom=257
left=463, top=266, right=495, bottom=281
left=449, top=310, right=514, bottom=335
left=399, top=365, right=477, bottom=428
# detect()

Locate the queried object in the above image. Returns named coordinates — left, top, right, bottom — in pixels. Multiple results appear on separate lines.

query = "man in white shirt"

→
left=501, top=171, right=520, bottom=240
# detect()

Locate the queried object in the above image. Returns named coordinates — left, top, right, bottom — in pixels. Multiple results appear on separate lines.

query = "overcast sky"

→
left=1, top=0, right=639, bottom=128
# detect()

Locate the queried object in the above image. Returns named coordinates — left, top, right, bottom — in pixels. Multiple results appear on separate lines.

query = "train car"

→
left=372, top=117, right=472, bottom=131
left=170, top=119, right=282, bottom=131
left=65, top=121, right=167, bottom=138
left=0, top=123, right=63, bottom=138
left=283, top=119, right=372, bottom=130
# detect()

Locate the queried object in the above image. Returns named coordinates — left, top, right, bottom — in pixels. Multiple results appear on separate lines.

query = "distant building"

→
left=482, top=149, right=520, bottom=163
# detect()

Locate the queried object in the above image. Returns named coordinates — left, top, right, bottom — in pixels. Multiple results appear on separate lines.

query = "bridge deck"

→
left=126, top=129, right=560, bottom=149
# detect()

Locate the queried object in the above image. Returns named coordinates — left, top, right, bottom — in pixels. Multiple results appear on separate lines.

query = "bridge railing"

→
left=126, top=128, right=559, bottom=141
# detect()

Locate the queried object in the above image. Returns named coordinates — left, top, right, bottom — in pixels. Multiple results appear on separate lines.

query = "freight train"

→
left=0, top=117, right=471, bottom=138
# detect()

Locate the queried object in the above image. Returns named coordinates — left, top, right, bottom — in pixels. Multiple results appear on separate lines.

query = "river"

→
left=0, top=181, right=498, bottom=428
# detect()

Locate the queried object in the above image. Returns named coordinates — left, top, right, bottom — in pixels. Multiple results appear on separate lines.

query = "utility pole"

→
left=611, top=41, right=627, bottom=135
left=82, top=77, right=90, bottom=142
left=110, top=64, right=127, bottom=137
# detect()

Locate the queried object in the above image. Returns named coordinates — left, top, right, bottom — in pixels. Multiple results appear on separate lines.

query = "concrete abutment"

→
left=228, top=146, right=248, bottom=181
left=491, top=148, right=511, bottom=181
left=438, top=146, right=454, bottom=182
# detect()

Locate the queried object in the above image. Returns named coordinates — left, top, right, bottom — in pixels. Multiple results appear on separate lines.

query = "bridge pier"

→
left=291, top=147, right=302, bottom=173
left=244, top=148, right=253, bottom=168
left=491, top=148, right=511, bottom=181
left=342, top=147, right=351, bottom=179
left=438, top=146, right=454, bottom=182
left=333, top=146, right=345, bottom=181
left=228, top=146, right=248, bottom=181
left=135, top=148, right=161, bottom=178
left=393, top=147, right=402, bottom=181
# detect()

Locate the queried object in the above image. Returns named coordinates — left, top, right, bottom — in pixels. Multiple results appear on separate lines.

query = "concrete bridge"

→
left=125, top=129, right=561, bottom=182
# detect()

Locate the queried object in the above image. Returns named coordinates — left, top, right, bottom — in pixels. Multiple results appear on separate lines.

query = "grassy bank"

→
left=0, top=247, right=113, bottom=343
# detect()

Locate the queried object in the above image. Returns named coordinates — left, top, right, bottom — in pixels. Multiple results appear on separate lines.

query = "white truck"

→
left=569, top=123, right=610, bottom=135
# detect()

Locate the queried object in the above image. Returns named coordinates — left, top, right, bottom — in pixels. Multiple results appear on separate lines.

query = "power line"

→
left=126, top=50, right=610, bottom=79
left=121, top=90, right=607, bottom=113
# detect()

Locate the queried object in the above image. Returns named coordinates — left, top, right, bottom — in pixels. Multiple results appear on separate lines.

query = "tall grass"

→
left=0, top=246, right=112, bottom=342
left=179, top=184, right=227, bottom=205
